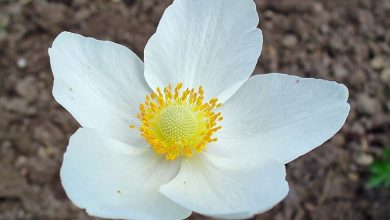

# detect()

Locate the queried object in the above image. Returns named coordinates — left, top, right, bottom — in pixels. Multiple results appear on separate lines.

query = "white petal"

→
left=61, top=128, right=191, bottom=220
left=160, top=154, right=288, bottom=217
left=49, top=32, right=149, bottom=146
left=212, top=73, right=350, bottom=164
left=144, top=0, right=262, bottom=102
left=211, top=212, right=253, bottom=220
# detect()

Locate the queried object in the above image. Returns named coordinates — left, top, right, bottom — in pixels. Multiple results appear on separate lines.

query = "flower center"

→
left=134, top=83, right=223, bottom=160
left=159, top=106, right=197, bottom=144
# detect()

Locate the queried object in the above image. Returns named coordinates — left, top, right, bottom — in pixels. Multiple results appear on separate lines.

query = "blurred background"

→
left=0, top=0, right=389, bottom=219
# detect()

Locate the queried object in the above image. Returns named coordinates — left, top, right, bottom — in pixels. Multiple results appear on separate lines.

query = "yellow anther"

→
left=183, top=146, right=193, bottom=157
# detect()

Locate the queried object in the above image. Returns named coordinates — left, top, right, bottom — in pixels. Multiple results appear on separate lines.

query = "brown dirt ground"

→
left=0, top=0, right=389, bottom=219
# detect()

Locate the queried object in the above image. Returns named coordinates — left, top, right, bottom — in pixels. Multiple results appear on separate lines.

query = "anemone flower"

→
left=49, top=0, right=350, bottom=219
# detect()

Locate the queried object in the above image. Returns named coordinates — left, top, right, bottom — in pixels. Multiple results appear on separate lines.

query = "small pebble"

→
left=282, top=34, right=298, bottom=48
left=370, top=56, right=386, bottom=70
left=17, top=58, right=27, bottom=69
left=333, top=63, right=348, bottom=80
left=356, top=94, right=381, bottom=116
left=15, top=156, right=28, bottom=168
left=16, top=76, right=38, bottom=102
left=348, top=172, right=359, bottom=183
left=354, top=152, right=374, bottom=166
left=351, top=122, right=365, bottom=136
left=380, top=68, right=390, bottom=85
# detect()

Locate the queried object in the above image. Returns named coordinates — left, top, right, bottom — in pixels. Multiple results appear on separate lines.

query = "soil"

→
left=0, top=0, right=389, bottom=219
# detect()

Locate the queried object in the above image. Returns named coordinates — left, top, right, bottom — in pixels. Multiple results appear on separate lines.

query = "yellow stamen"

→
left=134, top=83, right=223, bottom=160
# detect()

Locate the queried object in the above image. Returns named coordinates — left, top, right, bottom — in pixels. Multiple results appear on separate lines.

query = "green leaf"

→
left=383, top=148, right=390, bottom=161
left=367, top=147, right=390, bottom=188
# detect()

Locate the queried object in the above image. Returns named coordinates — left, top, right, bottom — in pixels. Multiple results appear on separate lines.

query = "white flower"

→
left=49, top=0, right=350, bottom=219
